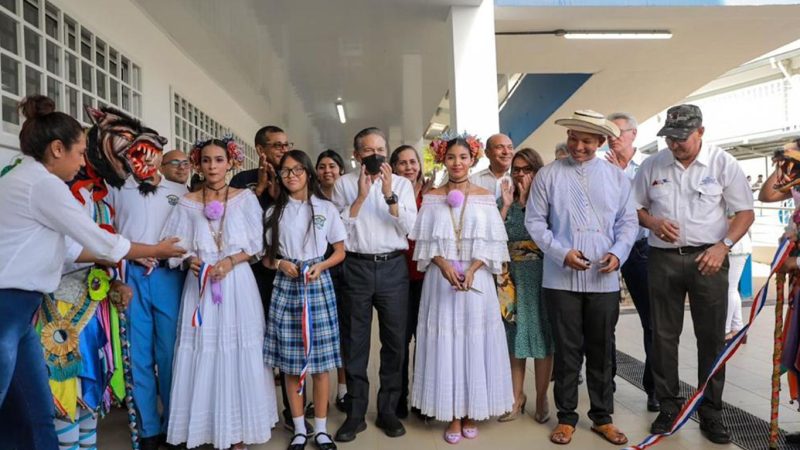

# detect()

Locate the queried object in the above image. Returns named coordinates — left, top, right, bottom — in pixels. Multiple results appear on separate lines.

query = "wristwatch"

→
left=384, top=192, right=398, bottom=205
left=722, top=238, right=734, bottom=249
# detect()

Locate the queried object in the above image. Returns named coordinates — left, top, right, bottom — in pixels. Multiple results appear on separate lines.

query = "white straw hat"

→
left=555, top=110, right=620, bottom=138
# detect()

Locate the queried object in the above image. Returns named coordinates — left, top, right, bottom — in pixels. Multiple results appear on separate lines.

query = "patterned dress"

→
left=499, top=200, right=554, bottom=359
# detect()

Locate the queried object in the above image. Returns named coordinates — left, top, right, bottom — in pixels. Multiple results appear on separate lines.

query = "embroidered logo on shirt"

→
left=313, top=215, right=326, bottom=230
left=651, top=178, right=670, bottom=186
left=700, top=176, right=717, bottom=185
left=167, top=194, right=179, bottom=206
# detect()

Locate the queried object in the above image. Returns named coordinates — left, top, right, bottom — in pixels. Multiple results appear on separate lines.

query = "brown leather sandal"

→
left=591, top=423, right=629, bottom=445
left=550, top=424, right=575, bottom=445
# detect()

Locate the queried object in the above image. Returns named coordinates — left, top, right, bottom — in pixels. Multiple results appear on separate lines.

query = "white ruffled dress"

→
left=409, top=194, right=514, bottom=421
left=161, top=190, right=278, bottom=449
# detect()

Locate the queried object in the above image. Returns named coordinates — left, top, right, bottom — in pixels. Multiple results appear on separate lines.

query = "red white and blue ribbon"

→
left=116, top=259, right=127, bottom=283
left=191, top=262, right=213, bottom=328
left=624, top=238, right=795, bottom=450
left=297, top=263, right=314, bottom=394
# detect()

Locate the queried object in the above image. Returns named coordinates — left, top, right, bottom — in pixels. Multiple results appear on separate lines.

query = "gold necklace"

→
left=447, top=182, right=470, bottom=257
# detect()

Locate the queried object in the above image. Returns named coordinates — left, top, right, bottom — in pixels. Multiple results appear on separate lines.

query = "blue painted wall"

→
left=495, top=0, right=800, bottom=6
left=499, top=73, right=591, bottom=146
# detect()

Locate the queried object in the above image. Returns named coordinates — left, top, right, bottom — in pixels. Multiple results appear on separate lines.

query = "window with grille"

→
left=172, top=91, right=257, bottom=171
left=0, top=0, right=142, bottom=135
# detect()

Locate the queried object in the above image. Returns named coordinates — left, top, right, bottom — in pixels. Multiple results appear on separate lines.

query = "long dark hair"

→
left=264, top=149, right=327, bottom=262
left=316, top=149, right=345, bottom=176
left=18, top=95, right=83, bottom=162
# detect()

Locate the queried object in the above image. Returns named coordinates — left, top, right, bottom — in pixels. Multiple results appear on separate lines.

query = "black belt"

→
left=346, top=250, right=404, bottom=262
left=652, top=244, right=713, bottom=255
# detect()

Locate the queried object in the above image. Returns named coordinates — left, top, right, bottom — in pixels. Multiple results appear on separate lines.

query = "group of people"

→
left=0, top=93, right=773, bottom=450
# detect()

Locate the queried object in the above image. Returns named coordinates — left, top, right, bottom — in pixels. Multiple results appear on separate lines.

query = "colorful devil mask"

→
left=84, top=107, right=168, bottom=195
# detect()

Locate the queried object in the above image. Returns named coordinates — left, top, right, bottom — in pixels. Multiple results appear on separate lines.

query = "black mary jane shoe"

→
left=288, top=434, right=308, bottom=450
left=313, top=432, right=338, bottom=450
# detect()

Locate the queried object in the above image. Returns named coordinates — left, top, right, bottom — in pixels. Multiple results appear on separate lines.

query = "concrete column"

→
left=402, top=54, right=425, bottom=151
left=447, top=0, right=499, bottom=141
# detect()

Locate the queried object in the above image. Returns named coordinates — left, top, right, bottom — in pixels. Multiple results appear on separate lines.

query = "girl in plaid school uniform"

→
left=263, top=150, right=347, bottom=450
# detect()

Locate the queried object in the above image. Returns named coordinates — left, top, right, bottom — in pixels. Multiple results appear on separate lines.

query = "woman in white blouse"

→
left=410, top=136, right=513, bottom=444
left=0, top=96, right=184, bottom=450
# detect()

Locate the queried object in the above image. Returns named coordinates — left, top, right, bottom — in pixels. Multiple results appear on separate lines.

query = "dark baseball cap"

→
left=657, top=104, right=703, bottom=140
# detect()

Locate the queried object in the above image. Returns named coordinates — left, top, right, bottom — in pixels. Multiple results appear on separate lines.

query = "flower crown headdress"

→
left=427, top=131, right=484, bottom=164
left=189, top=134, right=246, bottom=169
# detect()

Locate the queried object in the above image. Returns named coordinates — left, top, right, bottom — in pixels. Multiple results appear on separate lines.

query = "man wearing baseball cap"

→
left=525, top=110, right=638, bottom=446
left=632, top=104, right=754, bottom=444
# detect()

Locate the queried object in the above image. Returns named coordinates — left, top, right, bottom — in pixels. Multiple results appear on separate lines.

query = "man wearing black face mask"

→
left=332, top=127, right=418, bottom=442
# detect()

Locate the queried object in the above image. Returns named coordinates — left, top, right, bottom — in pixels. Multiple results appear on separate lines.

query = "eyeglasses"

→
left=280, top=167, right=306, bottom=178
left=267, top=142, right=294, bottom=150
left=511, top=166, right=535, bottom=175
left=162, top=160, right=190, bottom=168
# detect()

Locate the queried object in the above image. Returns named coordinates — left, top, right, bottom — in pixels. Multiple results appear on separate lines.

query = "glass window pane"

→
left=64, top=50, right=76, bottom=84
left=120, top=56, right=129, bottom=83
left=63, top=15, right=75, bottom=51
left=121, top=85, right=129, bottom=111
left=96, top=68, right=105, bottom=99
left=132, top=64, right=140, bottom=90
left=44, top=2, right=57, bottom=39
left=24, top=27, right=39, bottom=65
left=80, top=26, right=90, bottom=60
left=82, top=93, right=92, bottom=122
left=45, top=39, right=58, bottom=74
left=95, top=38, right=105, bottom=69
left=1, top=54, right=19, bottom=95
left=1, top=0, right=16, bottom=13
left=46, top=76, right=59, bottom=108
left=81, top=60, right=91, bottom=91
left=2, top=96, right=20, bottom=125
left=0, top=11, right=17, bottom=54
left=109, top=78, right=118, bottom=105
left=132, top=92, right=140, bottom=117
left=25, top=66, right=41, bottom=95
left=65, top=84, right=76, bottom=117
left=108, top=47, right=117, bottom=77
left=22, top=0, right=38, bottom=27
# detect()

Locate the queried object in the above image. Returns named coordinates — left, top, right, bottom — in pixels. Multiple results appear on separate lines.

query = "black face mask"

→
left=362, top=154, right=385, bottom=175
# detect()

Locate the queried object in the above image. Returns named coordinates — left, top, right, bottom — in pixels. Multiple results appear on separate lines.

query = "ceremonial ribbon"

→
left=298, top=263, right=314, bottom=394
left=191, top=262, right=213, bottom=327
left=624, top=238, right=795, bottom=450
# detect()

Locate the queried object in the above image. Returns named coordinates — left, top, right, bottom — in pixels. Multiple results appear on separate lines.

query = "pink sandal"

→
left=444, top=430, right=462, bottom=444
left=462, top=426, right=478, bottom=439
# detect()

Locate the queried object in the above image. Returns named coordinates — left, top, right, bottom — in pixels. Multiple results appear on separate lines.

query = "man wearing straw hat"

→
left=633, top=104, right=753, bottom=444
left=525, top=110, right=638, bottom=446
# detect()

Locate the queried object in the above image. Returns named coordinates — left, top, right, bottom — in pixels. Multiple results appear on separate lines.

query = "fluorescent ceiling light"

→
left=336, top=102, right=347, bottom=124
left=563, top=31, right=672, bottom=40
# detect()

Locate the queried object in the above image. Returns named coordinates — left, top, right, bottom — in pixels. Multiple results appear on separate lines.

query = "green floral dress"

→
left=499, top=200, right=554, bottom=359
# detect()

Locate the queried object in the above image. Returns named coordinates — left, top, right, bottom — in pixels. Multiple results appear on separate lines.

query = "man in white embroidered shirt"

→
left=468, top=133, right=513, bottom=198
left=525, top=110, right=638, bottom=446
left=332, top=127, right=417, bottom=443
left=633, top=104, right=754, bottom=445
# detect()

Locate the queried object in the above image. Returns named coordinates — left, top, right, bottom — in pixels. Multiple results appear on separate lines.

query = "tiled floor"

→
left=98, top=303, right=799, bottom=449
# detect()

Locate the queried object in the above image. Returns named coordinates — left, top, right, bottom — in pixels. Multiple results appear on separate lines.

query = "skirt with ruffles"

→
left=411, top=262, right=514, bottom=421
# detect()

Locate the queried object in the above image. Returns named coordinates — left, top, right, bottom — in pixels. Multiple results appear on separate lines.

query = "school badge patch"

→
left=313, top=214, right=326, bottom=230
left=167, top=194, right=179, bottom=206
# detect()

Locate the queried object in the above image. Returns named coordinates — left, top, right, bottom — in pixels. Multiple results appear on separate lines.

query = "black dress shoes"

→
left=647, top=392, right=661, bottom=412
left=699, top=417, right=731, bottom=444
left=139, top=435, right=160, bottom=450
left=650, top=410, right=676, bottom=435
left=334, top=417, right=367, bottom=442
left=375, top=415, right=406, bottom=437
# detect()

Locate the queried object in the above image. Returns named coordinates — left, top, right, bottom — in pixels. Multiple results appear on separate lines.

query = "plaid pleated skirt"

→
left=263, top=256, right=342, bottom=375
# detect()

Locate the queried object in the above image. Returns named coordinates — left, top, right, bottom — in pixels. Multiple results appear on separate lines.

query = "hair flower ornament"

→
left=427, top=131, right=484, bottom=164
left=189, top=134, right=245, bottom=169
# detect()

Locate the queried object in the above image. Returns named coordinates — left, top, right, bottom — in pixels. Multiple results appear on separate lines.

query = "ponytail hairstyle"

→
left=264, top=149, right=327, bottom=262
left=18, top=95, right=83, bottom=162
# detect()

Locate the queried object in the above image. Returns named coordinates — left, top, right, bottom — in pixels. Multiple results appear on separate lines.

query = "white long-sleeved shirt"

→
left=0, top=156, right=130, bottom=293
left=525, top=156, right=638, bottom=293
left=332, top=171, right=417, bottom=254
